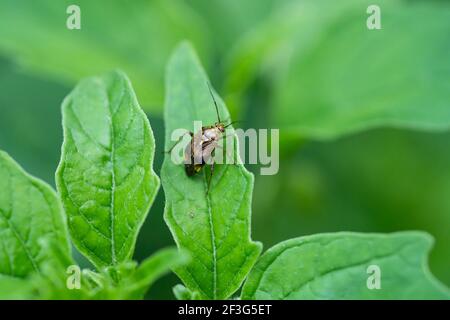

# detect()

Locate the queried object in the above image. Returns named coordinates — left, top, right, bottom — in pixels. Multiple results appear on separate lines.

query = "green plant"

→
left=225, top=0, right=450, bottom=139
left=162, top=43, right=262, bottom=300
left=160, top=43, right=450, bottom=300
left=0, top=71, right=188, bottom=299
left=0, top=43, right=448, bottom=300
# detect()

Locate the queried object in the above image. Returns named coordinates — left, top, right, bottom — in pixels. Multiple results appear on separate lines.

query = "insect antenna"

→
left=224, top=120, right=244, bottom=128
left=206, top=81, right=221, bottom=123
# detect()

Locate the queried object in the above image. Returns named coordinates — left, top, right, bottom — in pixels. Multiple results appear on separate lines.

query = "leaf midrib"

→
left=104, top=80, right=120, bottom=266
left=0, top=210, right=40, bottom=274
left=204, top=178, right=217, bottom=299
left=253, top=240, right=415, bottom=299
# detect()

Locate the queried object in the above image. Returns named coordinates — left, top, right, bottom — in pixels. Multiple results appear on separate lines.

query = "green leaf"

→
left=116, top=247, right=190, bottom=299
left=276, top=1, right=450, bottom=140
left=0, top=151, right=70, bottom=279
left=251, top=129, right=450, bottom=287
left=173, top=284, right=201, bottom=300
left=56, top=70, right=160, bottom=268
left=225, top=0, right=450, bottom=140
left=162, top=42, right=262, bottom=299
left=44, top=247, right=190, bottom=300
left=241, top=232, right=450, bottom=300
left=224, top=0, right=360, bottom=116
left=0, top=0, right=210, bottom=111
left=30, top=239, right=96, bottom=300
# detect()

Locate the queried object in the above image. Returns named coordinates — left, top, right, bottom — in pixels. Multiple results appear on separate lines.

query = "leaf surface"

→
left=241, top=232, right=450, bottom=299
left=276, top=1, right=450, bottom=139
left=0, top=151, right=70, bottom=279
left=117, top=247, right=190, bottom=299
left=162, top=43, right=262, bottom=299
left=56, top=70, right=159, bottom=268
left=225, top=0, right=450, bottom=140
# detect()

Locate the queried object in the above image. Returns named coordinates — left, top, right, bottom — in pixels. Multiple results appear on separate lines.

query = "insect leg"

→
left=206, top=159, right=215, bottom=195
left=216, top=133, right=238, bottom=163
left=214, top=144, right=235, bottom=164
left=164, top=131, right=193, bottom=154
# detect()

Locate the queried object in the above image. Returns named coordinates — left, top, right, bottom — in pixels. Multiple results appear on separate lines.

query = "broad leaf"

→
left=0, top=151, right=70, bottom=280
left=225, top=0, right=450, bottom=140
left=251, top=128, right=450, bottom=286
left=0, top=0, right=209, bottom=111
left=162, top=43, right=262, bottom=299
left=56, top=70, right=160, bottom=268
left=276, top=1, right=450, bottom=139
left=241, top=232, right=450, bottom=299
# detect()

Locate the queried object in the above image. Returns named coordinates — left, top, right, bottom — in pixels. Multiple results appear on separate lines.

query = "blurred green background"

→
left=0, top=0, right=449, bottom=299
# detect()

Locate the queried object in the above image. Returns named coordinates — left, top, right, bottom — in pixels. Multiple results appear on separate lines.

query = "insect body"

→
left=184, top=122, right=225, bottom=178
left=167, top=83, right=234, bottom=193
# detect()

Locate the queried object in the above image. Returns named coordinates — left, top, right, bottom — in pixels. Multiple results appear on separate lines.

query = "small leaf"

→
left=56, top=70, right=160, bottom=268
left=241, top=232, right=450, bottom=300
left=162, top=42, right=262, bottom=299
left=49, top=248, right=189, bottom=299
left=173, top=284, right=201, bottom=300
left=0, top=151, right=70, bottom=279
left=0, top=275, right=33, bottom=299
left=118, top=248, right=190, bottom=299
left=30, top=243, right=94, bottom=300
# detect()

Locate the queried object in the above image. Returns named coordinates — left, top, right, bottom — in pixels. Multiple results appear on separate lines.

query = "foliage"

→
left=0, top=72, right=186, bottom=299
left=162, top=43, right=262, bottom=299
left=0, top=0, right=209, bottom=111
left=242, top=232, right=449, bottom=299
left=0, top=0, right=449, bottom=300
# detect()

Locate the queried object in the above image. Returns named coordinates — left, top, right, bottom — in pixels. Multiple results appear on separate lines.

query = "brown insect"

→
left=166, top=83, right=236, bottom=193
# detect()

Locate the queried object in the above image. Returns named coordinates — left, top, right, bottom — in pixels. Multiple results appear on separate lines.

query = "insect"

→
left=166, top=82, right=236, bottom=193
